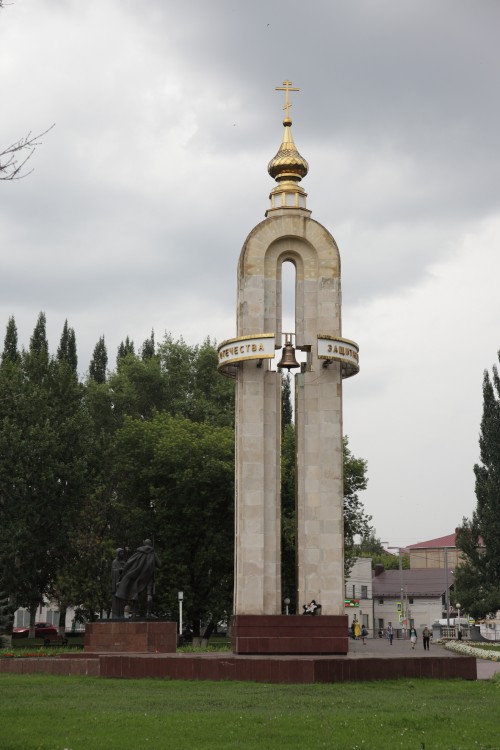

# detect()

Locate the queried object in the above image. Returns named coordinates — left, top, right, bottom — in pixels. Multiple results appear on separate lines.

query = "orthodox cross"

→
left=275, top=80, right=299, bottom=117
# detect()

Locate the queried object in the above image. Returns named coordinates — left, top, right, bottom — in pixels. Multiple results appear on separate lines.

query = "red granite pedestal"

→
left=84, top=620, right=177, bottom=653
left=231, top=614, right=349, bottom=654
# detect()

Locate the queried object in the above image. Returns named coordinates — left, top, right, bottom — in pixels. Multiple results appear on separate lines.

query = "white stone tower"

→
left=218, top=82, right=358, bottom=650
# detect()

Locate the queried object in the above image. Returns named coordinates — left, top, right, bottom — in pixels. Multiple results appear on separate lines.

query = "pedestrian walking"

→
left=422, top=625, right=431, bottom=651
left=409, top=626, right=417, bottom=649
left=361, top=625, right=368, bottom=645
left=387, top=622, right=394, bottom=645
left=354, top=619, right=361, bottom=640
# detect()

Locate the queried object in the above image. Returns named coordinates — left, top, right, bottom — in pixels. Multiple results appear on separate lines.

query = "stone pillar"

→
left=218, top=101, right=357, bottom=651
left=234, top=365, right=281, bottom=614
left=296, top=364, right=344, bottom=612
left=232, top=215, right=345, bottom=615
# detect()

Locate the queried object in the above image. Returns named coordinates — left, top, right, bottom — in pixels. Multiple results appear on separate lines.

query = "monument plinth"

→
left=232, top=615, right=348, bottom=655
left=84, top=619, right=177, bottom=653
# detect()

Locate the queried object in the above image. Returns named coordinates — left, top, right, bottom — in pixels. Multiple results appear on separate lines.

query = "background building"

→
left=372, top=565, right=454, bottom=637
left=408, top=531, right=461, bottom=570
left=344, top=558, right=372, bottom=632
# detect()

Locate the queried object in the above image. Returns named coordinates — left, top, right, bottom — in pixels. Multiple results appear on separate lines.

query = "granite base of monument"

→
left=84, top=619, right=177, bottom=653
left=231, top=614, right=349, bottom=655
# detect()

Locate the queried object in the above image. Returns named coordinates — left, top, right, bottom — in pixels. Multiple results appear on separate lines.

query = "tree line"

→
left=454, top=352, right=500, bottom=619
left=0, top=313, right=371, bottom=635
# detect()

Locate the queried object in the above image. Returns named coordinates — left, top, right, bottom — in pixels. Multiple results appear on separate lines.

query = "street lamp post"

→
left=456, top=601, right=462, bottom=640
left=445, top=547, right=450, bottom=626
left=178, top=591, right=183, bottom=638
left=388, top=546, right=405, bottom=637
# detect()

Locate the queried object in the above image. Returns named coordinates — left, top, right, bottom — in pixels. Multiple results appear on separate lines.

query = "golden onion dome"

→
left=268, top=116, right=309, bottom=183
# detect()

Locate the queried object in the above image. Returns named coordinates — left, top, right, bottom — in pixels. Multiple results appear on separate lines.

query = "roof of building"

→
left=408, top=532, right=457, bottom=549
left=372, top=568, right=454, bottom=598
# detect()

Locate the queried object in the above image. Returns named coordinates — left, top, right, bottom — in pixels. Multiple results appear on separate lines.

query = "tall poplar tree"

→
left=89, top=336, right=108, bottom=384
left=117, top=336, right=135, bottom=362
left=141, top=330, right=155, bottom=361
left=57, top=320, right=77, bottom=373
left=2, top=316, right=19, bottom=364
left=455, top=359, right=500, bottom=618
left=29, top=311, right=48, bottom=357
left=0, top=315, right=91, bottom=632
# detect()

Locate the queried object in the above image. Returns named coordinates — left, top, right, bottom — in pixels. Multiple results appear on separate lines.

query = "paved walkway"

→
left=349, top=636, right=500, bottom=679
left=348, top=635, right=449, bottom=658
left=476, top=659, right=500, bottom=680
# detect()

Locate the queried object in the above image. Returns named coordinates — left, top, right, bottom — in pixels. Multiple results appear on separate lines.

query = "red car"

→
left=12, top=622, right=60, bottom=640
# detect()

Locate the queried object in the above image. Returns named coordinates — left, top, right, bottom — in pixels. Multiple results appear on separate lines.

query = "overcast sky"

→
left=2, top=0, right=500, bottom=550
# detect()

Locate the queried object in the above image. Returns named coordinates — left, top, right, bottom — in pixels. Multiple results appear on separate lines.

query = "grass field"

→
left=1, top=674, right=499, bottom=750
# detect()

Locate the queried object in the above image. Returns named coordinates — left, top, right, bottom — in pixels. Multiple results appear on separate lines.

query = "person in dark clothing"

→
left=387, top=622, right=394, bottom=645
left=115, top=539, right=161, bottom=616
left=422, top=625, right=431, bottom=650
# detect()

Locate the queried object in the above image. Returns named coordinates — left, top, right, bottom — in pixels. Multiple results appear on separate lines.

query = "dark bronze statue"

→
left=115, top=539, right=161, bottom=617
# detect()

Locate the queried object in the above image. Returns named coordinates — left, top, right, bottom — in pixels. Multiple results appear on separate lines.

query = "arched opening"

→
left=280, top=260, right=298, bottom=612
left=281, top=259, right=296, bottom=340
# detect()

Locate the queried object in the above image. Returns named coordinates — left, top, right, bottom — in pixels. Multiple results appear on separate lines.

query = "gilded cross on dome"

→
left=275, top=80, right=299, bottom=118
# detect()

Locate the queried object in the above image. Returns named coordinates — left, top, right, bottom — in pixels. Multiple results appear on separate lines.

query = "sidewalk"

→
left=349, top=636, right=500, bottom=679
left=347, top=635, right=446, bottom=658
left=476, top=659, right=500, bottom=680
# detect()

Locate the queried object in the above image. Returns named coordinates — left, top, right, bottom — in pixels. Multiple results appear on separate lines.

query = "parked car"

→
left=12, top=622, right=59, bottom=640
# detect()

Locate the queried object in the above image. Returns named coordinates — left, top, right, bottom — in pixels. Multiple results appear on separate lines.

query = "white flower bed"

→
left=444, top=640, right=500, bottom=661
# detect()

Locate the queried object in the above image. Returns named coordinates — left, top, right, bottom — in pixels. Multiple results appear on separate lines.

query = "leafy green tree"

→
left=0, top=590, right=14, bottom=649
left=108, top=334, right=234, bottom=428
left=58, top=334, right=234, bottom=622
left=108, top=351, right=167, bottom=423
left=29, top=311, right=48, bottom=358
left=59, top=373, right=123, bottom=621
left=55, top=345, right=117, bottom=620
left=141, top=330, right=156, bottom=361
left=355, top=533, right=385, bottom=556
left=111, top=412, right=235, bottom=632
left=53, top=490, right=117, bottom=622
left=156, top=335, right=197, bottom=419
left=89, top=336, right=108, bottom=384
left=354, top=535, right=409, bottom=571
left=117, top=336, right=135, bottom=362
left=188, top=338, right=235, bottom=428
left=455, top=360, right=500, bottom=618
left=57, top=320, right=77, bottom=373
left=0, top=316, right=91, bottom=633
left=342, top=437, right=372, bottom=575
left=2, top=316, right=19, bottom=364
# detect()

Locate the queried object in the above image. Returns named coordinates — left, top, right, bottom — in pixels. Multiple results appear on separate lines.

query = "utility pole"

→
left=444, top=547, right=450, bottom=626
left=388, top=546, right=405, bottom=637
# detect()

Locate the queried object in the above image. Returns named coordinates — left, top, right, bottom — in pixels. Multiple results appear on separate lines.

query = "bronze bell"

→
left=277, top=333, right=300, bottom=370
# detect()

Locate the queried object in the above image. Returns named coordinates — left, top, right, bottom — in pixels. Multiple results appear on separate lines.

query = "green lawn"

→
left=1, top=674, right=499, bottom=750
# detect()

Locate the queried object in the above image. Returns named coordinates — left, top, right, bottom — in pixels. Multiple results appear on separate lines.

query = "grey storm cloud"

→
left=2, top=0, right=500, bottom=548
